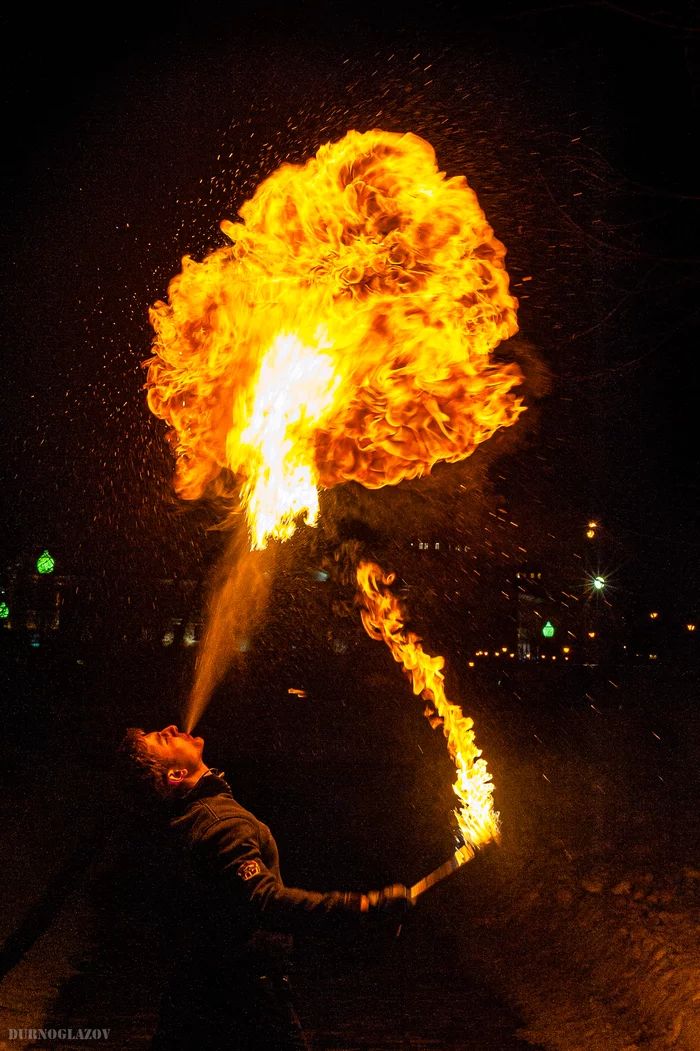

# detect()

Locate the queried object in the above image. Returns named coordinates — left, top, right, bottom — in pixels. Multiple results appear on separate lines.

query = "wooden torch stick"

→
left=409, top=845, right=474, bottom=899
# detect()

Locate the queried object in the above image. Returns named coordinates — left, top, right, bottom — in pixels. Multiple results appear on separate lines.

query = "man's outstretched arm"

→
left=195, top=814, right=412, bottom=932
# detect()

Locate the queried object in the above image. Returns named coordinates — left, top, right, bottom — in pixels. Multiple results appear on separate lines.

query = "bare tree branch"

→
left=599, top=1, right=700, bottom=33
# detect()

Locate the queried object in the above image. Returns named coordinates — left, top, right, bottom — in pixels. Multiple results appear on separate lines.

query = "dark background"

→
left=1, top=0, right=698, bottom=602
left=1, top=11, right=699, bottom=1045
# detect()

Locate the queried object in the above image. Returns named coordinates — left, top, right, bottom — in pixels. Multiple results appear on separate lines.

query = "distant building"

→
left=514, top=565, right=560, bottom=660
left=0, top=555, right=201, bottom=649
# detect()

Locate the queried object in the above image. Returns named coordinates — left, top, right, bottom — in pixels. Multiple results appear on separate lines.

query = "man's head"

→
left=118, top=725, right=208, bottom=798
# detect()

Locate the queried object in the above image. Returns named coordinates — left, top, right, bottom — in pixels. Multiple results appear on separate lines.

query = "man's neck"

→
left=182, top=764, right=211, bottom=793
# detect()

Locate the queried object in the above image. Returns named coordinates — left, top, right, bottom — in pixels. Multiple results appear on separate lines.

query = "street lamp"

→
left=592, top=576, right=605, bottom=591
left=36, top=549, right=55, bottom=575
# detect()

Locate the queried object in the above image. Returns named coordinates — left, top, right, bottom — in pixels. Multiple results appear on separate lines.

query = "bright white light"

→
left=593, top=576, right=605, bottom=591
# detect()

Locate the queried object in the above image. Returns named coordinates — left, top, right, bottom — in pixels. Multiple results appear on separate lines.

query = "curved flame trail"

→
left=357, top=560, right=500, bottom=856
left=146, top=129, right=524, bottom=551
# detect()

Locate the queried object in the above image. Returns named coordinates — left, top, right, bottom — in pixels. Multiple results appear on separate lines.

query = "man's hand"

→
left=360, top=884, right=415, bottom=914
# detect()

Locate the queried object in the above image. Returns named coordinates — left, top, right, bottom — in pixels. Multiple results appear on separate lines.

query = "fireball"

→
left=146, top=129, right=523, bottom=549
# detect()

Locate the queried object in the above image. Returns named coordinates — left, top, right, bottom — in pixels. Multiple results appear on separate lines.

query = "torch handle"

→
left=409, top=844, right=475, bottom=899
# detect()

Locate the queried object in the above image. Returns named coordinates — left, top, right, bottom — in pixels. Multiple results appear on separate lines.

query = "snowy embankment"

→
left=446, top=668, right=700, bottom=1051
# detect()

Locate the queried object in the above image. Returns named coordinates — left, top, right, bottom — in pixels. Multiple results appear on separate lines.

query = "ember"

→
left=357, top=561, right=500, bottom=857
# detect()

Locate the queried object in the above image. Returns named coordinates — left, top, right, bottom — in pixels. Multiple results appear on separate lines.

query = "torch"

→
left=356, top=561, right=501, bottom=902
left=409, top=840, right=497, bottom=900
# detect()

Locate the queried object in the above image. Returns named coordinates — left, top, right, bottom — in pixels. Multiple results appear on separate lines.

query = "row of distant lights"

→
left=469, top=646, right=572, bottom=667
left=468, top=643, right=571, bottom=660
left=474, top=646, right=573, bottom=655
left=466, top=658, right=569, bottom=667
left=468, top=650, right=665, bottom=665
left=649, top=612, right=696, bottom=631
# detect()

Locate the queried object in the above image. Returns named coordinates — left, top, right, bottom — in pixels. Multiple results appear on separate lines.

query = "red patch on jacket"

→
left=237, top=861, right=261, bottom=881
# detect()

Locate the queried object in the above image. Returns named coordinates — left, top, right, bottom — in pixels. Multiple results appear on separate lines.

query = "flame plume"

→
left=186, top=526, right=274, bottom=734
left=146, top=130, right=523, bottom=550
left=357, top=560, right=500, bottom=856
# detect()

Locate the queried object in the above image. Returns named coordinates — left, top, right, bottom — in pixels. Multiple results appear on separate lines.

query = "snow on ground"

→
left=443, top=667, right=700, bottom=1051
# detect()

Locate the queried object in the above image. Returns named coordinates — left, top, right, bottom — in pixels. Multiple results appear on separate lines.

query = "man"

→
left=118, top=724, right=412, bottom=1051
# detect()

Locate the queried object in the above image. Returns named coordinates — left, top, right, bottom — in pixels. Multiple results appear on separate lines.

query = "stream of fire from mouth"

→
left=146, top=128, right=524, bottom=738
left=185, top=526, right=275, bottom=734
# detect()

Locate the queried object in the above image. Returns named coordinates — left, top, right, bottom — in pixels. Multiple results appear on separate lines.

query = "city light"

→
left=586, top=529, right=595, bottom=538
left=588, top=631, right=596, bottom=638
left=585, top=570, right=609, bottom=596
left=0, top=601, right=9, bottom=619
left=687, top=624, right=696, bottom=632
left=542, top=621, right=555, bottom=638
left=649, top=611, right=659, bottom=619
left=588, top=521, right=598, bottom=529
left=36, top=549, right=55, bottom=575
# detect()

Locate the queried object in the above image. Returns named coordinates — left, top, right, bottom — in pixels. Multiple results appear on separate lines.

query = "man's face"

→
left=141, top=725, right=205, bottom=775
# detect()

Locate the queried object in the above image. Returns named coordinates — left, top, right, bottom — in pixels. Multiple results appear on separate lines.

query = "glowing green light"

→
left=542, top=620, right=555, bottom=638
left=593, top=576, right=605, bottom=591
left=0, top=601, right=9, bottom=619
left=36, top=550, right=55, bottom=575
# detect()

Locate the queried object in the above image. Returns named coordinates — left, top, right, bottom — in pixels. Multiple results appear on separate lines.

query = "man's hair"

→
left=117, top=728, right=173, bottom=799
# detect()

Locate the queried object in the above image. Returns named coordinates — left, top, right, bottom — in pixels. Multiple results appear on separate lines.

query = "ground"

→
left=0, top=656, right=698, bottom=1050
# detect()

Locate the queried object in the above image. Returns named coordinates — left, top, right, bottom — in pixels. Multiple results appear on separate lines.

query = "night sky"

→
left=2, top=1, right=698, bottom=610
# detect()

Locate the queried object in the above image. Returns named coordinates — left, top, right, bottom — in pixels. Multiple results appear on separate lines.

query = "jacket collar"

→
left=172, top=769, right=232, bottom=812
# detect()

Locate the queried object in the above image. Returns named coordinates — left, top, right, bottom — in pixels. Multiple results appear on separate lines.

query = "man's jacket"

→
left=166, top=771, right=363, bottom=968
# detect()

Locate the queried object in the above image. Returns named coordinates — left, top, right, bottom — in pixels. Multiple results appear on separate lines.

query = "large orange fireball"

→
left=146, top=129, right=523, bottom=549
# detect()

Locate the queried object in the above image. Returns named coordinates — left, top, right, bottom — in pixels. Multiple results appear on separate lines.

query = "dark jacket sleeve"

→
left=195, top=812, right=363, bottom=933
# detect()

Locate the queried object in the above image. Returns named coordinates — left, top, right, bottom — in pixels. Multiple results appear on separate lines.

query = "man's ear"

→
left=167, top=768, right=187, bottom=785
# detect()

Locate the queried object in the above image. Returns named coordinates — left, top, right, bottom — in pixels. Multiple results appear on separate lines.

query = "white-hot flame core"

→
left=238, top=330, right=342, bottom=549
left=147, top=130, right=524, bottom=547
